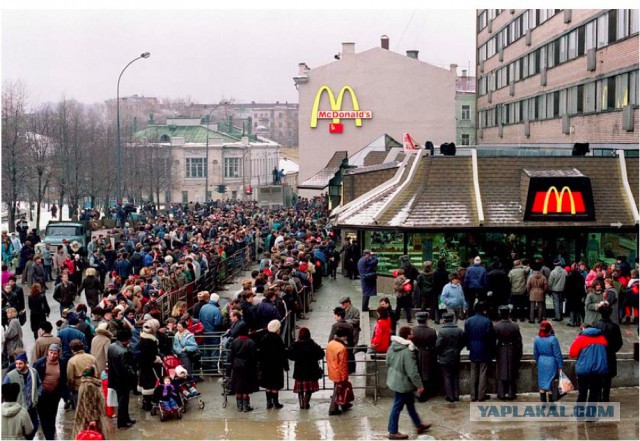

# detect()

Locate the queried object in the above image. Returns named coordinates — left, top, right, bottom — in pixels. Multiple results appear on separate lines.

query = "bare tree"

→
left=24, top=104, right=55, bottom=230
left=1, top=80, right=30, bottom=232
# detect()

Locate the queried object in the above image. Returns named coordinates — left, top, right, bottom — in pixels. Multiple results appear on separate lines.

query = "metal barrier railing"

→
left=157, top=247, right=252, bottom=323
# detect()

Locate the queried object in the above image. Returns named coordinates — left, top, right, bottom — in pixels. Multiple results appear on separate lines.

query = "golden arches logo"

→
left=310, top=85, right=371, bottom=128
left=542, top=186, right=576, bottom=215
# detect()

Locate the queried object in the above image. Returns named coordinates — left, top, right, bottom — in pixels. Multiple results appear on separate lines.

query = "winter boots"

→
left=243, top=397, right=253, bottom=412
left=236, top=396, right=243, bottom=412
left=266, top=391, right=283, bottom=409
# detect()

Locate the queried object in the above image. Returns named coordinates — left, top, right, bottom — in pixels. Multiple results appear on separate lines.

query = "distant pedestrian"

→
left=494, top=305, right=522, bottom=400
left=435, top=313, right=466, bottom=402
left=593, top=304, right=622, bottom=402
left=533, top=321, right=563, bottom=402
left=465, top=302, right=495, bottom=402
left=463, top=256, right=488, bottom=315
left=411, top=312, right=438, bottom=401
left=287, top=327, right=324, bottom=410
left=326, top=328, right=350, bottom=416
left=440, top=274, right=466, bottom=324
left=357, top=250, right=378, bottom=311
left=385, top=326, right=432, bottom=440
left=569, top=324, right=608, bottom=403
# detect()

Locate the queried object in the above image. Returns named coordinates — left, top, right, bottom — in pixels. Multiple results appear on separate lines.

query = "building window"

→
left=630, top=71, right=639, bottom=106
left=224, top=157, right=242, bottom=178
left=597, top=13, right=609, bottom=48
left=478, top=10, right=488, bottom=32
left=461, top=134, right=470, bottom=145
left=461, top=105, right=470, bottom=120
left=585, top=20, right=597, bottom=51
left=631, top=9, right=640, bottom=34
left=584, top=81, right=597, bottom=113
left=186, top=158, right=205, bottom=178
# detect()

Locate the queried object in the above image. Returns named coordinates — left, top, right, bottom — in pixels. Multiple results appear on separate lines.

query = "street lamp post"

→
left=116, top=51, right=150, bottom=204
left=204, top=101, right=228, bottom=202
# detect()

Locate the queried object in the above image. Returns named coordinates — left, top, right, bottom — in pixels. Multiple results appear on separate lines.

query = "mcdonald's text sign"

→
left=310, top=85, right=372, bottom=132
left=524, top=177, right=595, bottom=221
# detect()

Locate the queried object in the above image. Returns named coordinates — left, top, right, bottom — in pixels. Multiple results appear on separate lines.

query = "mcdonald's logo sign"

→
left=524, top=177, right=595, bottom=221
left=531, top=186, right=586, bottom=215
left=310, top=85, right=372, bottom=130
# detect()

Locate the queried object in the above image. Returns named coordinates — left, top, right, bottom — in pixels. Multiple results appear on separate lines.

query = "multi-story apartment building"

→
left=225, top=102, right=299, bottom=148
left=456, top=69, right=477, bottom=145
left=476, top=9, right=639, bottom=149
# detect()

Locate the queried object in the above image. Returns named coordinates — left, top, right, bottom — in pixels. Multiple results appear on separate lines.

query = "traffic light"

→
left=216, top=184, right=227, bottom=193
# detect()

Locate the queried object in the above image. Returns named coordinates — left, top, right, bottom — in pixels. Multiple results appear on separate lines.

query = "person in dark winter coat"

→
left=463, top=257, right=488, bottom=315
left=432, top=260, right=449, bottom=320
left=227, top=322, right=259, bottom=412
left=435, top=313, right=466, bottom=402
left=328, top=307, right=355, bottom=374
left=53, top=273, right=77, bottom=313
left=593, top=304, right=622, bottom=402
left=28, top=284, right=50, bottom=340
left=287, top=327, right=324, bottom=409
left=256, top=291, right=281, bottom=330
left=464, top=302, right=495, bottom=401
left=137, top=319, right=162, bottom=411
left=565, top=263, right=586, bottom=327
left=493, top=306, right=523, bottom=400
left=344, top=240, right=359, bottom=280
left=78, top=268, right=102, bottom=310
left=258, top=320, right=289, bottom=409
left=357, top=250, right=378, bottom=311
left=107, top=329, right=136, bottom=429
left=416, top=262, right=435, bottom=317
left=487, top=261, right=510, bottom=319
left=411, top=312, right=438, bottom=401
left=569, top=325, right=609, bottom=403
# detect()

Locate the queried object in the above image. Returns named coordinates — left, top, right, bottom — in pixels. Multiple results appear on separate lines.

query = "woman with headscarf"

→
left=257, top=319, right=289, bottom=409
left=533, top=321, right=563, bottom=402
left=72, top=366, right=110, bottom=439
left=138, top=318, right=162, bottom=411
left=287, top=327, right=324, bottom=409
left=227, top=322, right=258, bottom=412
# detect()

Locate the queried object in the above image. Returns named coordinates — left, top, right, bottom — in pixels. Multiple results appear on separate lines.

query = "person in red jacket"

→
left=370, top=307, right=392, bottom=354
left=569, top=324, right=608, bottom=403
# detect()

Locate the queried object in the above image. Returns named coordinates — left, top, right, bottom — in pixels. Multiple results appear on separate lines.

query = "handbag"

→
left=334, top=381, right=354, bottom=406
left=76, top=421, right=105, bottom=440
left=18, top=310, right=27, bottom=326
left=187, top=349, right=202, bottom=362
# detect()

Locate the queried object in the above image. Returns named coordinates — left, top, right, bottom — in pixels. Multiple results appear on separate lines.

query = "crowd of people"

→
left=1, top=195, right=639, bottom=440
left=1, top=196, right=341, bottom=439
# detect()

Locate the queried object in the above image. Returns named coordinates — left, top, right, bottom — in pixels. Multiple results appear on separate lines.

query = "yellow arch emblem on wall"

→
left=310, top=85, right=362, bottom=128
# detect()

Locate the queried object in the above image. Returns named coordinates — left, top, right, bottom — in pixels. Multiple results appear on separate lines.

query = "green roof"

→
left=133, top=125, right=240, bottom=144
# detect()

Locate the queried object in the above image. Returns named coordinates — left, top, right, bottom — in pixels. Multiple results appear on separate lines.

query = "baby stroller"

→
left=172, top=363, right=205, bottom=412
left=150, top=371, right=183, bottom=422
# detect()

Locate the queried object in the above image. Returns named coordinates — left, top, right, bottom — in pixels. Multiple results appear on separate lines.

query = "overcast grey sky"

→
left=2, top=6, right=477, bottom=105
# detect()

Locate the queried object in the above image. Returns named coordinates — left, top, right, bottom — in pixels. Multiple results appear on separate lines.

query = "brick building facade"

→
left=476, top=9, right=639, bottom=148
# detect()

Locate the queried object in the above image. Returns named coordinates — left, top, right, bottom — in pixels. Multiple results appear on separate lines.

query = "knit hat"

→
left=267, top=319, right=281, bottom=333
left=48, top=343, right=61, bottom=352
left=211, top=293, right=220, bottom=303
left=68, top=315, right=79, bottom=326
left=175, top=365, right=188, bottom=378
left=553, top=258, right=562, bottom=266
left=15, top=352, right=28, bottom=363
left=474, top=256, right=482, bottom=264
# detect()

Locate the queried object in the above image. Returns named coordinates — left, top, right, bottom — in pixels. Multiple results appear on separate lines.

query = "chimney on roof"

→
left=297, top=63, right=310, bottom=76
left=406, top=50, right=419, bottom=59
left=449, top=64, right=458, bottom=74
left=381, top=35, right=389, bottom=50
left=462, top=69, right=468, bottom=77
left=341, top=42, right=355, bottom=58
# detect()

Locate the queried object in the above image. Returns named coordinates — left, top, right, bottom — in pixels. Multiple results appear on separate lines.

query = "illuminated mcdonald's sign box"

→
left=310, top=85, right=372, bottom=133
left=524, top=173, right=595, bottom=221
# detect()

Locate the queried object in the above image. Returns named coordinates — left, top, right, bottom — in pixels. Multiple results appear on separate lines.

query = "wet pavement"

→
left=10, top=267, right=640, bottom=439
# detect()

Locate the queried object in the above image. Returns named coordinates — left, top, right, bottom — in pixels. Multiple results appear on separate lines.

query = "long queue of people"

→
left=1, top=196, right=337, bottom=440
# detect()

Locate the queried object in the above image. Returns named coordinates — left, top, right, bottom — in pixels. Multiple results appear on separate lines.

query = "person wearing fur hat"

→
left=138, top=319, right=162, bottom=411
left=91, top=323, right=113, bottom=376
left=257, top=320, right=289, bottom=409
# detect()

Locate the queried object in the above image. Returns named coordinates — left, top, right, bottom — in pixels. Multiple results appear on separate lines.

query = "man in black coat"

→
left=412, top=312, right=438, bottom=401
left=107, top=329, right=136, bottom=429
left=328, top=307, right=355, bottom=374
left=435, top=313, right=466, bottom=402
left=593, top=304, right=623, bottom=402
left=494, top=305, right=523, bottom=400
left=487, top=260, right=510, bottom=320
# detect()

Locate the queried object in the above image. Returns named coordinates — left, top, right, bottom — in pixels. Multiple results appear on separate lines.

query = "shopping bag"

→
left=106, top=388, right=118, bottom=408
left=557, top=371, right=574, bottom=394
left=334, top=381, right=354, bottom=406
left=76, top=421, right=104, bottom=440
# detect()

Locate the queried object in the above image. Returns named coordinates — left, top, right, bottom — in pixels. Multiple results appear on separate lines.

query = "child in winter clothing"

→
left=172, top=365, right=201, bottom=399
left=153, top=376, right=181, bottom=413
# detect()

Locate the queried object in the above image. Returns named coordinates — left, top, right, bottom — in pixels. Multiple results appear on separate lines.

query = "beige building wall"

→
left=296, top=41, right=456, bottom=184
